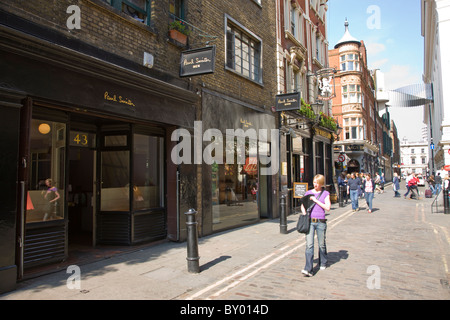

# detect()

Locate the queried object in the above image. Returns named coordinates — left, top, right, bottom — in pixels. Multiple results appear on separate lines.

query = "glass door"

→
left=97, top=129, right=132, bottom=244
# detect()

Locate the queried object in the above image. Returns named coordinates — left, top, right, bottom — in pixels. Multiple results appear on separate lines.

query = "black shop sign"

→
left=275, top=92, right=301, bottom=111
left=180, top=46, right=216, bottom=77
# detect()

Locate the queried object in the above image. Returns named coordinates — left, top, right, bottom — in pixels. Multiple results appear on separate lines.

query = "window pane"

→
left=227, top=21, right=261, bottom=82
left=351, top=127, right=357, bottom=139
left=105, top=135, right=127, bottom=147
left=212, top=137, right=259, bottom=232
left=348, top=61, right=354, bottom=71
left=101, top=151, right=130, bottom=211
left=133, top=134, right=164, bottom=210
left=27, top=120, right=66, bottom=223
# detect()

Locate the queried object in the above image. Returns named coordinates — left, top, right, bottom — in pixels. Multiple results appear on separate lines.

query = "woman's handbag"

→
left=296, top=190, right=324, bottom=234
left=296, top=212, right=311, bottom=234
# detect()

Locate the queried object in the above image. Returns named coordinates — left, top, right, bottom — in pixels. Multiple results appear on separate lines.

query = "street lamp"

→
left=335, top=122, right=342, bottom=138
left=310, top=102, right=324, bottom=124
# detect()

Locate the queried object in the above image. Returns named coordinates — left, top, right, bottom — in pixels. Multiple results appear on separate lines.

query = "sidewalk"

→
left=1, top=185, right=449, bottom=301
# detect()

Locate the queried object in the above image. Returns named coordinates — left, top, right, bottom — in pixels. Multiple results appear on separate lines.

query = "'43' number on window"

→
left=73, top=134, right=88, bottom=146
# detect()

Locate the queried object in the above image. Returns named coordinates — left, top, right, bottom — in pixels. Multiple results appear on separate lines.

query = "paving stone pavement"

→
left=1, top=185, right=449, bottom=302
left=205, top=189, right=450, bottom=300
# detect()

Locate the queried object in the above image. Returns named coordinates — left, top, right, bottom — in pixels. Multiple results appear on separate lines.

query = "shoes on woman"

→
left=301, top=269, right=313, bottom=277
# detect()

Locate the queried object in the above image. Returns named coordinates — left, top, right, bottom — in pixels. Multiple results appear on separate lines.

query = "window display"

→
left=27, top=119, right=65, bottom=223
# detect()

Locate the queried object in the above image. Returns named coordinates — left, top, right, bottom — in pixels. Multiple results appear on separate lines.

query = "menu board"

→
left=293, top=182, right=308, bottom=199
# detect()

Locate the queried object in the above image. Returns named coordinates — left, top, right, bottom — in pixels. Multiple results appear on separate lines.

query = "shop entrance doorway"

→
left=68, top=146, right=95, bottom=248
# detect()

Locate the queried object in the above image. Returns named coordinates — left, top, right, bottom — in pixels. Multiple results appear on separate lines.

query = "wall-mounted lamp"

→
left=38, top=123, right=51, bottom=135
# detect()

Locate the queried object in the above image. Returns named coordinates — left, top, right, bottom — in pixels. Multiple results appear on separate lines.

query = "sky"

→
left=327, top=0, right=425, bottom=142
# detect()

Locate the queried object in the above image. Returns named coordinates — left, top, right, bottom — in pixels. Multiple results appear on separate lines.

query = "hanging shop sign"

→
left=180, top=46, right=216, bottom=77
left=316, top=68, right=336, bottom=101
left=275, top=92, right=301, bottom=111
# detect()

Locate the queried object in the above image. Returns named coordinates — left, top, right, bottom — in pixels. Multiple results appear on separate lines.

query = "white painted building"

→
left=422, top=0, right=450, bottom=174
left=400, top=138, right=429, bottom=176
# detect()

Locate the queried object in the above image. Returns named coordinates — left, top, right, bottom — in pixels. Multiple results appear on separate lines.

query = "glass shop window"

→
left=27, top=119, right=66, bottom=223
left=133, top=134, right=164, bottom=210
left=212, top=136, right=259, bottom=231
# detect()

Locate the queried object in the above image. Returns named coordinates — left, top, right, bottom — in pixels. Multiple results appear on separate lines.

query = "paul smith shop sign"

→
left=275, top=92, right=301, bottom=111
left=180, top=46, right=216, bottom=77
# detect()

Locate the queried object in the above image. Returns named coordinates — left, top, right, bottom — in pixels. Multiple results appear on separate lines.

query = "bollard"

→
left=280, top=194, right=287, bottom=234
left=185, top=208, right=200, bottom=273
left=444, top=188, right=450, bottom=214
left=339, top=185, right=344, bottom=207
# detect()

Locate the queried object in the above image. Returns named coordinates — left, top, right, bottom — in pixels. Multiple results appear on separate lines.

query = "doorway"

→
left=68, top=146, right=95, bottom=248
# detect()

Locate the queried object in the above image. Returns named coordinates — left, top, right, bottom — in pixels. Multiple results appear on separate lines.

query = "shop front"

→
left=0, top=26, right=198, bottom=284
left=200, top=89, right=278, bottom=234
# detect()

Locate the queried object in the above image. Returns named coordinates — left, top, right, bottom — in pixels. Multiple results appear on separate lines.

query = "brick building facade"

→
left=0, top=0, right=278, bottom=292
left=329, top=20, right=394, bottom=178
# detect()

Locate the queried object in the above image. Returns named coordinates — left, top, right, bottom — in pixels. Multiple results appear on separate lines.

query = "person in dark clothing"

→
left=347, top=172, right=361, bottom=211
left=338, top=173, right=348, bottom=204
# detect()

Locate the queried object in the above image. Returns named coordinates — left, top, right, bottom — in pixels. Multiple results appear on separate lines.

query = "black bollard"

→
left=444, top=188, right=450, bottom=214
left=280, top=194, right=287, bottom=234
left=339, top=185, right=344, bottom=207
left=185, top=208, right=200, bottom=273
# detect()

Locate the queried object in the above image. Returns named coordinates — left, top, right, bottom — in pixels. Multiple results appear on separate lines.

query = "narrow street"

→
left=183, top=186, right=450, bottom=300
left=1, top=186, right=449, bottom=302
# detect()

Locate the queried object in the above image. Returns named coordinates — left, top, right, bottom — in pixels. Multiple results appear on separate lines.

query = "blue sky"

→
left=327, top=0, right=424, bottom=141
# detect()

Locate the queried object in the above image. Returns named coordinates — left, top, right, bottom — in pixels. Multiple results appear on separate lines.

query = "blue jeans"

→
left=304, top=222, right=327, bottom=272
left=349, top=189, right=359, bottom=210
left=436, top=184, right=442, bottom=195
left=365, top=192, right=374, bottom=210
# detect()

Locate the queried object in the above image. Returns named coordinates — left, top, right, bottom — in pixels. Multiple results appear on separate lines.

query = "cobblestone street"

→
left=2, top=186, right=449, bottom=303
left=183, top=187, right=450, bottom=300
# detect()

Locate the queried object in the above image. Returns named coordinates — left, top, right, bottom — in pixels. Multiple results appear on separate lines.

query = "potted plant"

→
left=169, top=20, right=190, bottom=45
left=318, top=112, right=338, bottom=131
left=297, top=98, right=316, bottom=121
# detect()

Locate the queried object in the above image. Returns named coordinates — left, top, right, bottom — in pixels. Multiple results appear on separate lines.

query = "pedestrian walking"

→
left=435, top=173, right=442, bottom=195
left=393, top=172, right=401, bottom=197
left=300, top=174, right=331, bottom=277
left=337, top=173, right=348, bottom=204
left=404, top=171, right=413, bottom=198
left=374, top=173, right=382, bottom=194
left=427, top=175, right=436, bottom=195
left=363, top=173, right=375, bottom=213
left=380, top=173, right=385, bottom=193
left=347, top=172, right=361, bottom=211
left=358, top=172, right=365, bottom=199
left=408, top=174, right=420, bottom=199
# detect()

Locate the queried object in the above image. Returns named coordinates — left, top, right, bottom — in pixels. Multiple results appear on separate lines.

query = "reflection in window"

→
left=212, top=137, right=259, bottom=231
left=100, top=150, right=130, bottom=211
left=226, top=21, right=262, bottom=83
left=103, top=0, right=150, bottom=24
left=27, top=119, right=65, bottom=223
left=133, top=134, right=164, bottom=210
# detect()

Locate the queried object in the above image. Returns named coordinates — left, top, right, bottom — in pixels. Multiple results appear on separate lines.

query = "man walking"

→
left=347, top=172, right=361, bottom=211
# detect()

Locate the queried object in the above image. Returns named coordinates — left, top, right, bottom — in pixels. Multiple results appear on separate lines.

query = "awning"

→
left=386, top=83, right=433, bottom=108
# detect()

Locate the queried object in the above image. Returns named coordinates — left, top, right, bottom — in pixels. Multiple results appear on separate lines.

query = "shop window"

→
left=133, top=134, right=164, bottom=210
left=27, top=120, right=66, bottom=223
left=212, top=136, right=259, bottom=231
left=100, top=150, right=130, bottom=211
left=226, top=17, right=262, bottom=84
left=103, top=0, right=151, bottom=24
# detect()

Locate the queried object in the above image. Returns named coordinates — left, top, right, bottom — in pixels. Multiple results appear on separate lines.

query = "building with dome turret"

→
left=329, top=20, right=394, bottom=179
